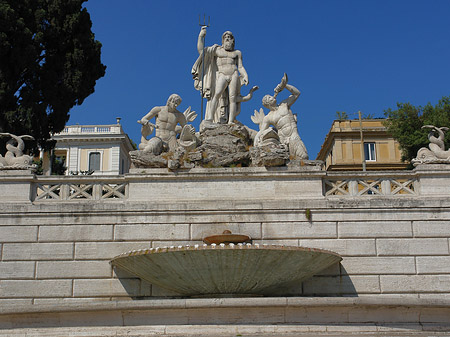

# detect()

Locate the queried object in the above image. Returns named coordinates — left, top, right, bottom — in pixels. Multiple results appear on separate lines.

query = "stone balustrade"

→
left=1, top=164, right=449, bottom=203
left=34, top=176, right=128, bottom=201
left=58, top=124, right=122, bottom=135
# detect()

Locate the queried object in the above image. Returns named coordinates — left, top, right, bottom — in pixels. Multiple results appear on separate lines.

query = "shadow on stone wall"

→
left=254, top=263, right=357, bottom=297
left=114, top=268, right=153, bottom=299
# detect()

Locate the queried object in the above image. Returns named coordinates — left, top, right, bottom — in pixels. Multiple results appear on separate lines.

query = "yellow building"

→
left=316, top=119, right=408, bottom=171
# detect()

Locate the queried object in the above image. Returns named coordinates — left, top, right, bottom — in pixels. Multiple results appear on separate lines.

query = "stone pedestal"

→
left=0, top=170, right=34, bottom=203
left=415, top=164, right=450, bottom=195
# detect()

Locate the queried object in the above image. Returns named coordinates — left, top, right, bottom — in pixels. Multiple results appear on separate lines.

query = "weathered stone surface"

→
left=2, top=167, right=450, bottom=309
left=130, top=150, right=167, bottom=168
left=341, top=257, right=416, bottom=274
left=191, top=123, right=252, bottom=167
left=75, top=242, right=151, bottom=260
left=0, top=262, right=35, bottom=279
left=0, top=280, right=72, bottom=298
left=338, top=221, right=412, bottom=238
left=36, top=261, right=111, bottom=279
left=381, top=275, right=450, bottom=293
left=262, top=222, right=337, bottom=239
left=2, top=243, right=73, bottom=261
left=416, top=256, right=450, bottom=274
left=131, top=124, right=253, bottom=168
left=114, top=224, right=190, bottom=241
left=377, top=238, right=449, bottom=256
left=39, top=225, right=113, bottom=242
left=0, top=226, right=37, bottom=242
left=249, top=143, right=289, bottom=167
left=302, top=275, right=381, bottom=295
left=413, top=220, right=450, bottom=237
left=73, top=279, right=151, bottom=297
left=298, top=239, right=376, bottom=256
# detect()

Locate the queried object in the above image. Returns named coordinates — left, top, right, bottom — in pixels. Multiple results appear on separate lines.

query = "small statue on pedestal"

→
left=412, top=125, right=450, bottom=165
left=0, top=133, right=35, bottom=169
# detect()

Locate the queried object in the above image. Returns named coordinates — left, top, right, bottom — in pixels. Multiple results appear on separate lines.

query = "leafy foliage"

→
left=335, top=111, right=348, bottom=120
left=0, top=0, right=106, bottom=153
left=384, top=96, right=450, bottom=162
left=335, top=111, right=380, bottom=121
left=51, top=154, right=66, bottom=175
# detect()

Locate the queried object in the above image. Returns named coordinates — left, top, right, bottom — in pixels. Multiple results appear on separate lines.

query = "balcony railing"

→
left=33, top=176, right=128, bottom=201
left=58, top=125, right=121, bottom=135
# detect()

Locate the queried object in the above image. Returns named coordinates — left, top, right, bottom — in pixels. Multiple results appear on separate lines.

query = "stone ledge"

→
left=3, top=196, right=450, bottom=213
left=128, top=166, right=325, bottom=176
left=0, top=324, right=449, bottom=336
left=1, top=297, right=449, bottom=315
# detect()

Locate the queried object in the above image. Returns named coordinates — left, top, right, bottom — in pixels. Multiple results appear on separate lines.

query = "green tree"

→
left=384, top=96, right=450, bottom=162
left=335, top=111, right=348, bottom=120
left=0, top=0, right=106, bottom=153
left=362, top=113, right=377, bottom=119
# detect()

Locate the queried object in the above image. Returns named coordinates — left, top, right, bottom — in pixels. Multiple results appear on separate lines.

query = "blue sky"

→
left=71, top=0, right=450, bottom=158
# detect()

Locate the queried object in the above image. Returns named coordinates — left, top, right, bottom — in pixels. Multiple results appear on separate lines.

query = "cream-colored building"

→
left=317, top=119, right=408, bottom=171
left=42, top=120, right=134, bottom=175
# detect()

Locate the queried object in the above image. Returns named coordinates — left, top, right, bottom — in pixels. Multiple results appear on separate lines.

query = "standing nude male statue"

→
left=192, top=27, right=249, bottom=125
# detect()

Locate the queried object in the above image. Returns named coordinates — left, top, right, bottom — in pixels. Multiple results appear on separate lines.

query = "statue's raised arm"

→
left=197, top=26, right=207, bottom=54
left=252, top=74, right=308, bottom=160
left=274, top=74, right=300, bottom=108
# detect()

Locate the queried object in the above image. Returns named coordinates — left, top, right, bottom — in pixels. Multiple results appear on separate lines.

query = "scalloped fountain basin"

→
left=110, top=243, right=342, bottom=296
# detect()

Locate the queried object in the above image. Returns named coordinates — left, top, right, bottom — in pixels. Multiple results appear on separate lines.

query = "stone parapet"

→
left=2, top=165, right=450, bottom=202
left=0, top=297, right=449, bottom=335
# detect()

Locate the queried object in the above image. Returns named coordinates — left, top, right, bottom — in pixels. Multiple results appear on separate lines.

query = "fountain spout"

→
left=203, top=230, right=251, bottom=245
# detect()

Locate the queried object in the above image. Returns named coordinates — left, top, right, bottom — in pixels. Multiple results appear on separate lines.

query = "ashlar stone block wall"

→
left=0, top=168, right=450, bottom=304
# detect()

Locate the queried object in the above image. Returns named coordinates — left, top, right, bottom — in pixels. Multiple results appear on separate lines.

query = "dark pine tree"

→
left=0, top=0, right=106, bottom=153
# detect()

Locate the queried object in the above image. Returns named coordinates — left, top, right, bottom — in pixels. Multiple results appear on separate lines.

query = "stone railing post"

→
left=0, top=170, right=34, bottom=202
left=415, top=164, right=450, bottom=196
left=348, top=180, right=358, bottom=196
left=60, top=183, right=70, bottom=200
left=381, top=179, right=392, bottom=195
left=93, top=183, right=102, bottom=199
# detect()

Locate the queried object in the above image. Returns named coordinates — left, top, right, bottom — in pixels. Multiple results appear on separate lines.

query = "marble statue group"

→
left=2, top=25, right=449, bottom=171
left=134, top=26, right=309, bottom=168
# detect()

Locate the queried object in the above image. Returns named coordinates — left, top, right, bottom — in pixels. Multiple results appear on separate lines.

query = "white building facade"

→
left=43, top=121, right=134, bottom=175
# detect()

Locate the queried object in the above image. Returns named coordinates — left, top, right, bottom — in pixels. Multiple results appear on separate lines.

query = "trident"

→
left=198, top=14, right=210, bottom=121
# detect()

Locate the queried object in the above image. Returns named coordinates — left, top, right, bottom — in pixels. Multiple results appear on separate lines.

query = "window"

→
left=89, top=152, right=101, bottom=171
left=364, top=143, right=376, bottom=161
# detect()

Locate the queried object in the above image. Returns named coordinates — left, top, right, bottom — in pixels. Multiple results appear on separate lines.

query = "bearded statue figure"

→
left=192, top=27, right=250, bottom=126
